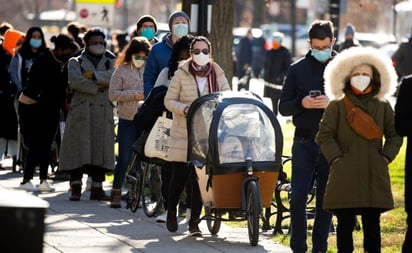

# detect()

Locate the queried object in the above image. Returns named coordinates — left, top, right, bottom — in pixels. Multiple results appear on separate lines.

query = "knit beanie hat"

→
left=136, top=15, right=158, bottom=33
left=344, top=23, right=355, bottom=36
left=168, top=11, right=190, bottom=31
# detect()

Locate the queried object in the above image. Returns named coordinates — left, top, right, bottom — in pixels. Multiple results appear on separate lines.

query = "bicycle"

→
left=125, top=150, right=163, bottom=217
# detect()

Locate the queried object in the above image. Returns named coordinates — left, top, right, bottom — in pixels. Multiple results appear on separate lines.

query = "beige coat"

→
left=164, top=61, right=231, bottom=162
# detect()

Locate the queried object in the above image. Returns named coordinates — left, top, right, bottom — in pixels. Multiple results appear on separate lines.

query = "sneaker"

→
left=18, top=181, right=39, bottom=192
left=121, top=191, right=129, bottom=201
left=38, top=180, right=55, bottom=192
left=188, top=221, right=202, bottom=237
left=166, top=211, right=178, bottom=232
left=156, top=211, right=167, bottom=223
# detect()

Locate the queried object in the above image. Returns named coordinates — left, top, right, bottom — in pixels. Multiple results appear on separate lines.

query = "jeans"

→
left=112, top=118, right=140, bottom=189
left=289, top=136, right=332, bottom=253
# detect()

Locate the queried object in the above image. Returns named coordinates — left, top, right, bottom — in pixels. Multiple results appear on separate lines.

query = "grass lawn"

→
left=271, top=121, right=407, bottom=252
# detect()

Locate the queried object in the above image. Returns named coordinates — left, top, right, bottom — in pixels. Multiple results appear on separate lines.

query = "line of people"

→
left=1, top=14, right=411, bottom=251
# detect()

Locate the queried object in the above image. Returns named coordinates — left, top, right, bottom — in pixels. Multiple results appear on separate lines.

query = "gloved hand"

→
left=83, top=71, right=94, bottom=79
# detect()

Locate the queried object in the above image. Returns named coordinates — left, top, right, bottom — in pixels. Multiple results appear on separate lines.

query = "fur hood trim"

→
left=324, top=46, right=397, bottom=101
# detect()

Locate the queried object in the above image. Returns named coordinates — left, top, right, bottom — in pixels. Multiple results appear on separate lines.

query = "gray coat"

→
left=59, top=51, right=115, bottom=172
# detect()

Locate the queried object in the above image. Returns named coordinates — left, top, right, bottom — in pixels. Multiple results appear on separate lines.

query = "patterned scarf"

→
left=189, top=61, right=217, bottom=94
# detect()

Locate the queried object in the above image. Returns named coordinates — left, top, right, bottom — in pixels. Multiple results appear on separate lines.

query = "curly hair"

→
left=83, top=28, right=106, bottom=44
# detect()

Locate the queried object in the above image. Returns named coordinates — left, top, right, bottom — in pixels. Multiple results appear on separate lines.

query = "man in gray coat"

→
left=59, top=28, right=116, bottom=201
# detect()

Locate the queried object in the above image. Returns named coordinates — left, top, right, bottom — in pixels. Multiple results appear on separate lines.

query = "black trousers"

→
left=167, top=162, right=202, bottom=222
left=161, top=165, right=172, bottom=211
left=263, top=83, right=282, bottom=115
left=69, top=165, right=106, bottom=184
left=18, top=103, right=59, bottom=181
left=335, top=208, right=381, bottom=253
left=403, top=213, right=412, bottom=252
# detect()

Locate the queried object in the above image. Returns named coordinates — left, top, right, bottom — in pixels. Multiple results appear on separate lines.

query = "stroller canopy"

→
left=187, top=91, right=283, bottom=175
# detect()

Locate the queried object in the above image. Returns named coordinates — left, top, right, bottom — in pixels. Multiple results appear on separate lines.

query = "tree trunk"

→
left=182, top=0, right=234, bottom=89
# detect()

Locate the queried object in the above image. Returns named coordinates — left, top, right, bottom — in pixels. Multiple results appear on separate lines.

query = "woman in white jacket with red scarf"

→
left=164, top=36, right=230, bottom=236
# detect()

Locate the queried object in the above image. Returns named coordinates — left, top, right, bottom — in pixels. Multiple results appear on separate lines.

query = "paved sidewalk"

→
left=0, top=160, right=292, bottom=253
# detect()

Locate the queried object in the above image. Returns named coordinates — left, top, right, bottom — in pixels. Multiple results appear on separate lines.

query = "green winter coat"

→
left=316, top=47, right=403, bottom=212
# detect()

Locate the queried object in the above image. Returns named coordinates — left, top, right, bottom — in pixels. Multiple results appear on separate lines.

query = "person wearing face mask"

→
left=107, top=36, right=151, bottom=208
left=262, top=32, right=292, bottom=114
left=148, top=34, right=194, bottom=222
left=59, top=28, right=116, bottom=201
left=136, top=14, right=158, bottom=45
left=16, top=34, right=80, bottom=192
left=279, top=20, right=337, bottom=253
left=164, top=36, right=231, bottom=236
left=143, top=10, right=190, bottom=97
left=316, top=46, right=402, bottom=252
left=9, top=26, right=46, bottom=95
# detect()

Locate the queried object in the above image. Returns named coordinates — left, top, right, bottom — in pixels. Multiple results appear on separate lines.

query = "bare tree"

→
left=182, top=0, right=234, bottom=88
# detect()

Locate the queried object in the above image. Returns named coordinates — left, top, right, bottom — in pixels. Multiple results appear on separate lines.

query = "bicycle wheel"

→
left=141, top=162, right=162, bottom=217
left=246, top=180, right=260, bottom=246
left=205, top=205, right=221, bottom=235
left=125, top=153, right=143, bottom=213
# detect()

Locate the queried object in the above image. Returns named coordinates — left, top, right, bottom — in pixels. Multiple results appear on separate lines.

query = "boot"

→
left=188, top=218, right=202, bottom=237
left=90, top=186, right=110, bottom=201
left=110, top=189, right=122, bottom=208
left=70, top=184, right=82, bottom=201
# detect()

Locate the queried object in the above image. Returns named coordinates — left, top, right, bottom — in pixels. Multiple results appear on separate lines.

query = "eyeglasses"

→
left=192, top=48, right=210, bottom=55
left=134, top=56, right=147, bottom=61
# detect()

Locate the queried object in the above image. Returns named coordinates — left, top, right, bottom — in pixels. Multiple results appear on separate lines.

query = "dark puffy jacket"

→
left=133, top=85, right=169, bottom=131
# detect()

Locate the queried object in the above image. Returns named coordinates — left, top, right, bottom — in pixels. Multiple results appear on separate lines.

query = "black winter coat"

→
left=395, top=75, right=412, bottom=212
left=0, top=45, right=17, bottom=140
left=263, top=46, right=292, bottom=84
left=24, top=49, right=66, bottom=111
left=279, top=51, right=336, bottom=139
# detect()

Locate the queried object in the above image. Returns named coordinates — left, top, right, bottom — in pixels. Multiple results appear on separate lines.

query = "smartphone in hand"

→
left=309, top=90, right=321, bottom=97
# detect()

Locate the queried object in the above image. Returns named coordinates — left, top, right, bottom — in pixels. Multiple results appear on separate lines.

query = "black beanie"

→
left=136, top=15, right=158, bottom=33
left=168, top=11, right=190, bottom=31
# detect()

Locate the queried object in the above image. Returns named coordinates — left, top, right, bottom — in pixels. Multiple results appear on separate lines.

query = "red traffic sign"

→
left=79, top=8, right=89, bottom=19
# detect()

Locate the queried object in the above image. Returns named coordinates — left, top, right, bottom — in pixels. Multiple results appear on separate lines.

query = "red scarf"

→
left=189, top=62, right=217, bottom=94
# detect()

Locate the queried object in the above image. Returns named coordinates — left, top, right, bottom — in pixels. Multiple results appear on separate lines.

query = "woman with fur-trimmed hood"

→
left=316, top=46, right=403, bottom=252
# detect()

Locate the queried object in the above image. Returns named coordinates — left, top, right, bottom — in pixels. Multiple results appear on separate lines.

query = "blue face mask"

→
left=141, top=28, right=155, bottom=41
left=29, top=38, right=42, bottom=49
left=173, top=24, right=188, bottom=38
left=311, top=48, right=332, bottom=62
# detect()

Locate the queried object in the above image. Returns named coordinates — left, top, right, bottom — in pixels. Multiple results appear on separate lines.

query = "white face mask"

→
left=88, top=44, right=106, bottom=56
left=132, top=59, right=145, bottom=69
left=350, top=75, right=371, bottom=91
left=192, top=52, right=210, bottom=66
left=173, top=24, right=188, bottom=38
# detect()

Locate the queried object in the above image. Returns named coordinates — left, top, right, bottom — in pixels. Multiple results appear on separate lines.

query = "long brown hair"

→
left=114, top=36, right=151, bottom=67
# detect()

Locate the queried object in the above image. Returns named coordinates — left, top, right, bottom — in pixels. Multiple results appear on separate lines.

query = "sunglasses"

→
left=134, top=56, right=147, bottom=61
left=192, top=48, right=210, bottom=55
